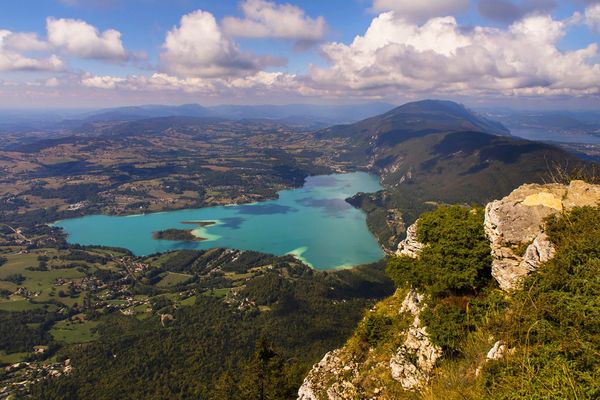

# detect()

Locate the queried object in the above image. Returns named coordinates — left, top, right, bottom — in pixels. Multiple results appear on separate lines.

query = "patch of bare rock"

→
left=485, top=180, right=600, bottom=291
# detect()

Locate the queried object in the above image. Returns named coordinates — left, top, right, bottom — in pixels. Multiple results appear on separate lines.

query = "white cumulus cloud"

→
left=47, top=17, right=127, bottom=61
left=2, top=32, right=49, bottom=52
left=161, top=10, right=283, bottom=78
left=81, top=74, right=126, bottom=89
left=586, top=3, right=600, bottom=32
left=222, top=0, right=326, bottom=42
left=308, top=12, right=600, bottom=98
left=77, top=70, right=304, bottom=97
left=0, top=30, right=64, bottom=72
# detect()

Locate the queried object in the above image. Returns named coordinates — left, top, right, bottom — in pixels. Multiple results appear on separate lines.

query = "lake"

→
left=509, top=128, right=600, bottom=144
left=54, top=172, right=385, bottom=270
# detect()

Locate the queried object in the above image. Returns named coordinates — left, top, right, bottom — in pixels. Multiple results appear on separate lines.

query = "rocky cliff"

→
left=297, top=288, right=439, bottom=400
left=485, top=180, right=600, bottom=290
left=297, top=219, right=438, bottom=400
left=297, top=181, right=600, bottom=400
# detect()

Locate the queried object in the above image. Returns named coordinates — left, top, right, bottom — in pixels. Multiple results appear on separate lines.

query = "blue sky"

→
left=0, top=0, right=599, bottom=108
left=0, top=0, right=373, bottom=75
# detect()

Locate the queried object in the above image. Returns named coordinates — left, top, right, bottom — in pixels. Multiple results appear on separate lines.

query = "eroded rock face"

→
left=390, top=290, right=442, bottom=391
left=297, top=290, right=441, bottom=399
left=485, top=180, right=600, bottom=291
left=396, top=223, right=424, bottom=258
left=297, top=349, right=354, bottom=400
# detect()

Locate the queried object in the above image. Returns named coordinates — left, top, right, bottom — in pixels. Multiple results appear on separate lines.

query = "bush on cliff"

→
left=387, top=206, right=492, bottom=298
left=386, top=205, right=496, bottom=355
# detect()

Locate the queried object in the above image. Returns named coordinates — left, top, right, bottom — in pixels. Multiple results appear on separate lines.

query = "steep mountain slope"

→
left=299, top=181, right=600, bottom=400
left=326, top=100, right=591, bottom=248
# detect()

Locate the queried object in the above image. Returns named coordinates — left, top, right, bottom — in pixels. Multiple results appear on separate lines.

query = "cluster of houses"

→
left=0, top=358, right=72, bottom=398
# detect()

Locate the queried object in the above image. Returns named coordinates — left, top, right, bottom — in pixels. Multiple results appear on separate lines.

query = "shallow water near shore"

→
left=54, top=172, right=385, bottom=269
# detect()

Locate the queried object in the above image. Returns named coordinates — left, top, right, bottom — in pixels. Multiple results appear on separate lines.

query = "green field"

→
left=50, top=317, right=100, bottom=344
left=0, top=249, right=98, bottom=308
left=0, top=280, right=18, bottom=291
left=180, top=295, right=197, bottom=306
left=0, top=299, right=46, bottom=312
left=0, top=351, right=30, bottom=364
left=156, top=272, right=192, bottom=287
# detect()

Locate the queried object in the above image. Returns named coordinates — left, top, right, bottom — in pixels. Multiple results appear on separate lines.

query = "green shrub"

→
left=421, top=301, right=469, bottom=355
left=1, top=273, right=25, bottom=285
left=357, top=313, right=394, bottom=347
left=387, top=205, right=492, bottom=298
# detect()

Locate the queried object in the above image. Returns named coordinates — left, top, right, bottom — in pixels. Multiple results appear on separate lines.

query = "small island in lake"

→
left=152, top=229, right=206, bottom=242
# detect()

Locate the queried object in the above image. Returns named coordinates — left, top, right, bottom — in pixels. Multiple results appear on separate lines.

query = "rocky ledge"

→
left=395, top=222, right=423, bottom=258
left=485, top=180, right=600, bottom=291
left=297, top=289, right=441, bottom=400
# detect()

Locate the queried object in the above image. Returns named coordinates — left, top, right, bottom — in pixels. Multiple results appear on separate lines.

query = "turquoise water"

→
left=54, top=172, right=385, bottom=270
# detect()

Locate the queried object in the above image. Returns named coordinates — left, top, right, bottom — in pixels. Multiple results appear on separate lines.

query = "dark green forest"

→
left=28, top=260, right=393, bottom=399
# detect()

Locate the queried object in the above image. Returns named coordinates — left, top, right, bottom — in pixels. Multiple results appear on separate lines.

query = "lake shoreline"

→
left=54, top=172, right=385, bottom=270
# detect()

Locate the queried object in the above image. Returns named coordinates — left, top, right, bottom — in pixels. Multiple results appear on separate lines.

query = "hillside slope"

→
left=299, top=180, right=600, bottom=400
left=327, top=100, right=592, bottom=248
left=24, top=252, right=394, bottom=400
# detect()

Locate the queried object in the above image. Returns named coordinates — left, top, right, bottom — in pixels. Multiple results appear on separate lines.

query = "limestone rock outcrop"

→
left=396, top=222, right=423, bottom=258
left=297, top=288, right=441, bottom=400
left=389, top=290, right=442, bottom=391
left=475, top=340, right=512, bottom=377
left=485, top=180, right=600, bottom=291
left=486, top=340, right=507, bottom=361
left=297, top=349, right=359, bottom=400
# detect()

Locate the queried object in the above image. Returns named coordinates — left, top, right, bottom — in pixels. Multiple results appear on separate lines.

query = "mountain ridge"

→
left=317, top=99, right=509, bottom=141
left=76, top=102, right=397, bottom=127
left=327, top=100, right=592, bottom=249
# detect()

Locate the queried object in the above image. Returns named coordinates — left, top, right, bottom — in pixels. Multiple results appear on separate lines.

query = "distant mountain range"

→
left=76, top=102, right=397, bottom=128
left=480, top=109, right=600, bottom=135
left=0, top=103, right=397, bottom=132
